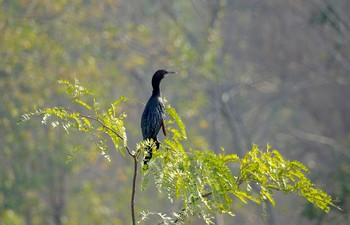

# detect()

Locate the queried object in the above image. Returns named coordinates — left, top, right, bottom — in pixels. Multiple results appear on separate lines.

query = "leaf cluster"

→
left=20, top=79, right=337, bottom=225
left=20, top=79, right=129, bottom=161
left=143, top=109, right=337, bottom=224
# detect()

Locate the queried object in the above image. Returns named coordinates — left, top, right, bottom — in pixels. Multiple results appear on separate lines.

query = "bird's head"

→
left=152, top=69, right=176, bottom=90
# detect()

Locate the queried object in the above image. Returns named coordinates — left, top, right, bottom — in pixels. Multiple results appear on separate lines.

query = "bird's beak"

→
left=166, top=71, right=177, bottom=75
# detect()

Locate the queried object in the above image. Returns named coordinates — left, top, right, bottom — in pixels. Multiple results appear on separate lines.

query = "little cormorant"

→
left=141, top=69, right=176, bottom=165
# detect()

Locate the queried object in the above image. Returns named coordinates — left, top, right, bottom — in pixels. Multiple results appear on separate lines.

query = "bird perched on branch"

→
left=141, top=69, right=176, bottom=166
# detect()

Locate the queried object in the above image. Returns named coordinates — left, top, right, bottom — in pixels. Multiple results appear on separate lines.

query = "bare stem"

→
left=131, top=155, right=138, bottom=225
left=63, top=108, right=138, bottom=224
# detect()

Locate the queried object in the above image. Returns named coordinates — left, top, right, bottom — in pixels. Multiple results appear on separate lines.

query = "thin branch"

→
left=63, top=108, right=137, bottom=224
left=165, top=169, right=251, bottom=225
left=170, top=192, right=213, bottom=224
left=81, top=112, right=138, bottom=225
left=131, top=156, right=138, bottom=225
left=288, top=126, right=350, bottom=159
left=64, top=108, right=134, bottom=157
left=160, top=161, right=251, bottom=224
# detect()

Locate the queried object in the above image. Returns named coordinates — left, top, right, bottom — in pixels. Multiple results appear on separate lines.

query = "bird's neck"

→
left=152, top=81, right=161, bottom=97
left=152, top=88, right=161, bottom=97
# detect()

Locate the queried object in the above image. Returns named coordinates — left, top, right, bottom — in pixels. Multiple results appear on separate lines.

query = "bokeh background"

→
left=1, top=0, right=349, bottom=224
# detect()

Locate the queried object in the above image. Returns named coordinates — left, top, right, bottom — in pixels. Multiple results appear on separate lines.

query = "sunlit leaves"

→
left=58, top=78, right=93, bottom=110
left=237, top=145, right=334, bottom=212
left=98, top=109, right=128, bottom=156
left=165, top=105, right=187, bottom=140
left=21, top=79, right=337, bottom=225
left=20, top=79, right=128, bottom=159
left=146, top=124, right=336, bottom=224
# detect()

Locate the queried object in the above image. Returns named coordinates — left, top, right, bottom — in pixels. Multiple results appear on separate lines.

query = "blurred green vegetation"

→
left=1, top=0, right=349, bottom=225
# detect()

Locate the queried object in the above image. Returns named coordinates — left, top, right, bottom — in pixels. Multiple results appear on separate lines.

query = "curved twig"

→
left=63, top=108, right=137, bottom=225
left=64, top=108, right=134, bottom=157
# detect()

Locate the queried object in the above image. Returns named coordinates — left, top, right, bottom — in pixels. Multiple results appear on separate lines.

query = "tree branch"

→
left=64, top=108, right=137, bottom=225
left=64, top=108, right=134, bottom=157
left=158, top=192, right=213, bottom=224
left=131, top=156, right=138, bottom=225
left=288, top=126, right=350, bottom=159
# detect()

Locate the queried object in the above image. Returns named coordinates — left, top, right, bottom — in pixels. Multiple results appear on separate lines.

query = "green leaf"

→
left=166, top=105, right=187, bottom=140
left=75, top=99, right=92, bottom=110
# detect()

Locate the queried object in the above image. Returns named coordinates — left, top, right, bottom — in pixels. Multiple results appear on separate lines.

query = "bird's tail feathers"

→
left=142, top=140, right=160, bottom=167
left=143, top=145, right=153, bottom=166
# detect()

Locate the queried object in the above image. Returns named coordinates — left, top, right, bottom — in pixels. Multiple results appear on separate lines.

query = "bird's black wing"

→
left=141, top=98, right=164, bottom=140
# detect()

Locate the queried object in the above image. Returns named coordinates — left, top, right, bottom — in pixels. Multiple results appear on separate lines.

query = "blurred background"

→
left=1, top=0, right=349, bottom=224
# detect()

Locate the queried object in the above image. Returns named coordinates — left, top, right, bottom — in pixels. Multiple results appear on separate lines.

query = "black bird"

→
left=141, top=69, right=176, bottom=165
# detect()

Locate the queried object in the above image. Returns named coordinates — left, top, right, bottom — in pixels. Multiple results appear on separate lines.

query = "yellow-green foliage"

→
left=21, top=79, right=336, bottom=225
